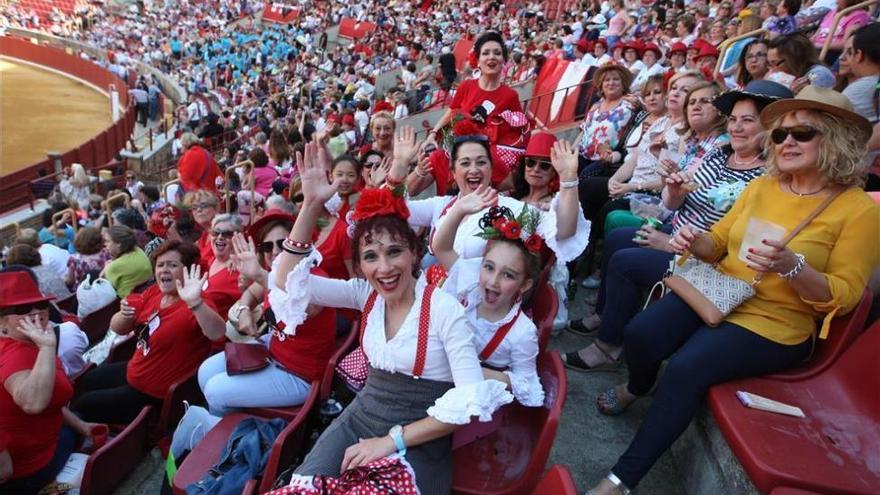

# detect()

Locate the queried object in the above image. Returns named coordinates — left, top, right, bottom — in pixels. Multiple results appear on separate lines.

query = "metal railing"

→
left=224, top=160, right=255, bottom=214
left=162, top=178, right=181, bottom=204
left=52, top=208, right=78, bottom=232
left=102, top=192, right=131, bottom=226
left=715, top=29, right=770, bottom=73
left=819, top=0, right=878, bottom=60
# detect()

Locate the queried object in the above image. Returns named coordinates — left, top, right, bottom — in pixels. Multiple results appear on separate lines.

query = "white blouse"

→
left=407, top=194, right=590, bottom=263
left=444, top=258, right=545, bottom=407
left=268, top=250, right=513, bottom=425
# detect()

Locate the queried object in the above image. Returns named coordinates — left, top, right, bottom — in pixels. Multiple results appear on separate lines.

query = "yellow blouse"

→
left=705, top=176, right=880, bottom=345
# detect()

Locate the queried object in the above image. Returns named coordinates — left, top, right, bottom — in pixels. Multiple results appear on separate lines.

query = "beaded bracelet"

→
left=282, top=238, right=314, bottom=255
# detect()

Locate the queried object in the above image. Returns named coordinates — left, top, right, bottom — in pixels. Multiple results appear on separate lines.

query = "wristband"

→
left=188, top=300, right=204, bottom=311
left=560, top=179, right=579, bottom=189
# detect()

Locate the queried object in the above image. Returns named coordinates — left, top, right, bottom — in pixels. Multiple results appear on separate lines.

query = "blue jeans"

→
left=610, top=293, right=812, bottom=488
left=595, top=227, right=673, bottom=346
left=198, top=348, right=312, bottom=416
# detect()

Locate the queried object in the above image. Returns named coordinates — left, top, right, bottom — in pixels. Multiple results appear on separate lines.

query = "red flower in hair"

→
left=500, top=220, right=521, bottom=240
left=524, top=234, right=544, bottom=253
left=453, top=119, right=485, bottom=137
left=351, top=187, right=410, bottom=222
left=491, top=218, right=505, bottom=230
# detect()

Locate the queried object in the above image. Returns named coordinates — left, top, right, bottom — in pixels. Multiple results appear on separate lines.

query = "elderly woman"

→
left=0, top=272, right=100, bottom=494
left=202, top=214, right=245, bottom=318
left=367, top=111, right=395, bottom=156
left=177, top=132, right=222, bottom=193
left=100, top=225, right=152, bottom=298
left=585, top=87, right=879, bottom=495
left=71, top=241, right=226, bottom=424
left=567, top=81, right=793, bottom=369
left=270, top=143, right=513, bottom=495
left=577, top=64, right=637, bottom=178
left=668, top=81, right=729, bottom=174
left=65, top=227, right=110, bottom=288
left=183, top=190, right=219, bottom=264
left=197, top=211, right=336, bottom=415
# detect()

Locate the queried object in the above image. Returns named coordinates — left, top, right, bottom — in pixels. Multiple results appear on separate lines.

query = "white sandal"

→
left=584, top=473, right=632, bottom=495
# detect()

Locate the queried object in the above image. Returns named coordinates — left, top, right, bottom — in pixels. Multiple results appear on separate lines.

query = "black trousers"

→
left=71, top=362, right=161, bottom=424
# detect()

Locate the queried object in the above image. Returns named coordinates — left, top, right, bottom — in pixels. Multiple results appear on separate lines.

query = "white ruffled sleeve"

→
left=268, top=250, right=370, bottom=335
left=441, top=257, right=481, bottom=301
left=503, top=323, right=545, bottom=407
left=424, top=290, right=513, bottom=424
left=536, top=194, right=591, bottom=263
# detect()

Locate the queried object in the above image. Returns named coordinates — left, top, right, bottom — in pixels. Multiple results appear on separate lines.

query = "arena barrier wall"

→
left=0, top=35, right=136, bottom=212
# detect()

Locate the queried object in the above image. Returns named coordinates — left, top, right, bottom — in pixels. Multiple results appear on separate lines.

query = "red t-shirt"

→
left=265, top=269, right=337, bottom=382
left=449, top=78, right=522, bottom=120
left=317, top=217, right=353, bottom=282
left=204, top=266, right=243, bottom=319
left=125, top=285, right=218, bottom=398
left=178, top=145, right=222, bottom=192
left=0, top=339, right=73, bottom=478
left=198, top=231, right=215, bottom=267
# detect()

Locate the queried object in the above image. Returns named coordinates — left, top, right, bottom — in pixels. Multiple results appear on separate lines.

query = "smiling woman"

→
left=0, top=58, right=111, bottom=175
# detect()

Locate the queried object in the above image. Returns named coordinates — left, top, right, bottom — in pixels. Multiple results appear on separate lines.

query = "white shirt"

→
left=40, top=243, right=71, bottom=278
left=631, top=62, right=666, bottom=92
left=407, top=194, right=590, bottom=263
left=269, top=251, right=513, bottom=424
left=444, top=258, right=545, bottom=406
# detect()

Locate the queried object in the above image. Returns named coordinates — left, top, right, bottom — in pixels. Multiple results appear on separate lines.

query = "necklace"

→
left=731, top=152, right=762, bottom=167
left=789, top=181, right=827, bottom=197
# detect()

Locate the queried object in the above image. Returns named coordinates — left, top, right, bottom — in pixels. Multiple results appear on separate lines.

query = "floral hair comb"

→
left=477, top=205, right=544, bottom=253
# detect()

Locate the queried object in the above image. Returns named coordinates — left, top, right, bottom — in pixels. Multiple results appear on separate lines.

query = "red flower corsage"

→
left=524, top=234, right=544, bottom=253
left=500, top=220, right=521, bottom=240
left=351, top=187, right=410, bottom=222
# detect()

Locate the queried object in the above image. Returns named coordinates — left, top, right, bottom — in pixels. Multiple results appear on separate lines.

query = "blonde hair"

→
left=71, top=163, right=88, bottom=184
left=764, top=110, right=869, bottom=188
left=183, top=189, right=218, bottom=208
left=739, top=14, right=764, bottom=34
left=370, top=111, right=395, bottom=130
left=181, top=132, right=201, bottom=149
left=668, top=70, right=704, bottom=90
left=679, top=81, right=727, bottom=136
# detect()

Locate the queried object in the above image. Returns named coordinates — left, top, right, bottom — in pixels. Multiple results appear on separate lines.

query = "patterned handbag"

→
left=335, top=292, right=379, bottom=392
left=664, top=189, right=844, bottom=326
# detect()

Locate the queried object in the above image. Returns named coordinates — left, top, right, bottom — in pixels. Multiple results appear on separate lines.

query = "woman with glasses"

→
left=183, top=190, right=219, bottom=264
left=202, top=214, right=245, bottom=319
left=197, top=211, right=336, bottom=415
left=583, top=87, right=878, bottom=495
left=360, top=150, right=385, bottom=189
left=71, top=241, right=226, bottom=424
left=0, top=272, right=102, bottom=494
left=511, top=133, right=560, bottom=212
left=566, top=81, right=790, bottom=370
left=734, top=39, right=770, bottom=89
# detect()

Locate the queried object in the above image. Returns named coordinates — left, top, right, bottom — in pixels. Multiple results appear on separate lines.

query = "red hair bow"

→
left=351, top=187, right=410, bottom=222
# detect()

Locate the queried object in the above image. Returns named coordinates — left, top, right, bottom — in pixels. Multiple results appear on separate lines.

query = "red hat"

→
left=372, top=100, right=393, bottom=114
left=621, top=39, right=640, bottom=53
left=576, top=38, right=591, bottom=54
left=689, top=38, right=710, bottom=52
left=668, top=42, right=687, bottom=56
left=594, top=38, right=609, bottom=50
left=642, top=43, right=662, bottom=59
left=695, top=43, right=720, bottom=61
left=247, top=209, right=296, bottom=240
left=0, top=272, right=54, bottom=307
left=342, top=113, right=355, bottom=126
left=524, top=132, right=557, bottom=159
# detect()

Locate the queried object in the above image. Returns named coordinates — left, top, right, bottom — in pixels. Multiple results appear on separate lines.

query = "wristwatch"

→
left=389, top=425, right=406, bottom=455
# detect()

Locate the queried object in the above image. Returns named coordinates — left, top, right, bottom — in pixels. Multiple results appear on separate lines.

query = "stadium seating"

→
left=451, top=351, right=568, bottom=495
left=530, top=465, right=578, bottom=495
left=709, top=320, right=880, bottom=494
left=79, top=406, right=154, bottom=495
left=79, top=298, right=121, bottom=347
left=528, top=283, right=558, bottom=353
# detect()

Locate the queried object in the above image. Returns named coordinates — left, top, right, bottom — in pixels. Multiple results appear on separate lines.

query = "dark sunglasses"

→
left=0, top=301, right=50, bottom=316
left=212, top=229, right=236, bottom=239
left=770, top=125, right=822, bottom=145
left=193, top=202, right=217, bottom=210
left=525, top=159, right=553, bottom=171
left=259, top=239, right=285, bottom=253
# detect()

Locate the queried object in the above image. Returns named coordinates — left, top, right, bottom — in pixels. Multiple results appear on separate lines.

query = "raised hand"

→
left=297, top=141, right=338, bottom=205
left=392, top=126, right=421, bottom=167
left=18, top=314, right=55, bottom=349
left=370, top=156, right=393, bottom=186
left=455, top=184, right=498, bottom=215
left=414, top=154, right=433, bottom=178
left=550, top=140, right=579, bottom=181
left=231, top=232, right=264, bottom=282
left=176, top=264, right=207, bottom=307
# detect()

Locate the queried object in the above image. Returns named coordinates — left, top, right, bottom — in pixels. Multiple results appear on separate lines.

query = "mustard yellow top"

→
left=705, top=175, right=880, bottom=345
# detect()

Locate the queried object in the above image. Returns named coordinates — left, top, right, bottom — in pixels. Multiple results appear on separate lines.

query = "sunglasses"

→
left=525, top=159, right=553, bottom=171
left=770, top=125, right=822, bottom=144
left=363, top=160, right=381, bottom=169
left=212, top=229, right=236, bottom=239
left=193, top=202, right=217, bottom=211
left=259, top=239, right=285, bottom=253
left=0, top=301, right=50, bottom=316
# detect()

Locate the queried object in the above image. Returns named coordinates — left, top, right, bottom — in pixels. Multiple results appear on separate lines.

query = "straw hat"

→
left=760, top=86, right=873, bottom=143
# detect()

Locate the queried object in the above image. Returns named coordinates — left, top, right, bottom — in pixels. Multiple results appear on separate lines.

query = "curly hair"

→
left=149, top=239, right=201, bottom=267
left=763, top=110, right=869, bottom=188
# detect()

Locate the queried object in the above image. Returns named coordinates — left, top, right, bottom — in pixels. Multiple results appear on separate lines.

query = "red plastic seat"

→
left=530, top=465, right=578, bottom=495
left=765, top=289, right=872, bottom=382
left=80, top=298, right=121, bottom=347
left=153, top=371, right=204, bottom=444
left=528, top=283, right=558, bottom=354
left=80, top=406, right=154, bottom=495
left=451, top=351, right=568, bottom=495
left=709, top=321, right=880, bottom=494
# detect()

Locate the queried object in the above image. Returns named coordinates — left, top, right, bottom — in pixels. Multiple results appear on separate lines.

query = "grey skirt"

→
left=295, top=367, right=455, bottom=495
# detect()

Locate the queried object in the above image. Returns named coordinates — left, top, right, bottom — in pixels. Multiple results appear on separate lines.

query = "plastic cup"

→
left=738, top=218, right=787, bottom=263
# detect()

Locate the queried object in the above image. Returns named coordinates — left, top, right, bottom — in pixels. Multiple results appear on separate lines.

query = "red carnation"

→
left=453, top=118, right=485, bottom=138
left=351, top=187, right=410, bottom=222
left=501, top=220, right=521, bottom=240
left=524, top=234, right=544, bottom=253
left=492, top=218, right=505, bottom=231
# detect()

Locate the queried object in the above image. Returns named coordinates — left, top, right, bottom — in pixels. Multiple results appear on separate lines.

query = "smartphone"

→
left=423, top=143, right=437, bottom=155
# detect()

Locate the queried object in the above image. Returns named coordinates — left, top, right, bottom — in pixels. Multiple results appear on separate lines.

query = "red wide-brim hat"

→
left=0, top=272, right=54, bottom=307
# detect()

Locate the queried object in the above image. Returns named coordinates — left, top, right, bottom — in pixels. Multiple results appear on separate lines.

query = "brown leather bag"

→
left=224, top=342, right=270, bottom=375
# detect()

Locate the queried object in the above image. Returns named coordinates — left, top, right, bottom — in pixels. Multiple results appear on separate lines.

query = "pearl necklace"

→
left=732, top=152, right=762, bottom=167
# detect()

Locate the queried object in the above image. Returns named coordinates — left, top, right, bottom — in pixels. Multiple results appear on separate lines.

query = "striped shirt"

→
left=673, top=146, right=764, bottom=233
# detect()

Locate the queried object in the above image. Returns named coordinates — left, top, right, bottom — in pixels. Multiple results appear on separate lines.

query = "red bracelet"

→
left=284, top=239, right=313, bottom=250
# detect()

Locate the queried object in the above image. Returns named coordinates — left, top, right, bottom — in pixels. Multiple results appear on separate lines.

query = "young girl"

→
left=432, top=185, right=545, bottom=407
